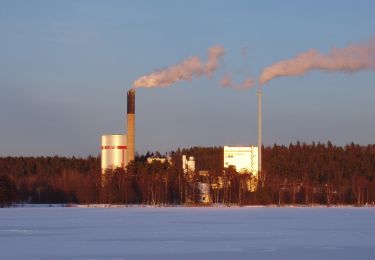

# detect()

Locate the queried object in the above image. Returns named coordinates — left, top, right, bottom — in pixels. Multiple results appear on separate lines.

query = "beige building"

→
left=224, top=146, right=259, bottom=191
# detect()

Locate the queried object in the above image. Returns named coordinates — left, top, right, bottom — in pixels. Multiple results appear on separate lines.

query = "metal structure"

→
left=257, top=90, right=262, bottom=174
left=197, top=182, right=211, bottom=203
left=101, top=134, right=127, bottom=173
left=126, top=89, right=135, bottom=165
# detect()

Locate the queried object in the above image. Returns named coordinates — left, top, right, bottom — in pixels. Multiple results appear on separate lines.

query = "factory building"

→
left=224, top=146, right=259, bottom=175
left=181, top=156, right=212, bottom=204
left=101, top=90, right=135, bottom=173
left=224, top=146, right=259, bottom=191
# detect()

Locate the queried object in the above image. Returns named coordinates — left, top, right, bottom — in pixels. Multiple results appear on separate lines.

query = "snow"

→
left=0, top=207, right=374, bottom=259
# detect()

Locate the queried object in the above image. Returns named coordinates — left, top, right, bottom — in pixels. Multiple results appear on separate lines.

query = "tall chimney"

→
left=257, top=90, right=262, bottom=175
left=127, top=89, right=135, bottom=164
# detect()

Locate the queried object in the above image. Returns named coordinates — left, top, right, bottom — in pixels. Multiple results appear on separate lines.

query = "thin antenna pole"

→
left=257, top=89, right=262, bottom=176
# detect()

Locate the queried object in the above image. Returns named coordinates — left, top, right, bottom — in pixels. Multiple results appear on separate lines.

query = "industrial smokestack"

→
left=257, top=90, right=262, bottom=176
left=127, top=89, right=135, bottom=165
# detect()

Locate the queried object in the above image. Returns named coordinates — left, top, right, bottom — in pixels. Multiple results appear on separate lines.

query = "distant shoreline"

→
left=7, top=203, right=375, bottom=209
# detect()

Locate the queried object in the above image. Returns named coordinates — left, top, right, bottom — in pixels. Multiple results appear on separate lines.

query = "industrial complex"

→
left=101, top=88, right=263, bottom=197
left=101, top=90, right=135, bottom=173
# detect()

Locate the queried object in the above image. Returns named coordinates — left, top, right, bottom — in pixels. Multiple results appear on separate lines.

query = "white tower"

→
left=257, top=90, right=262, bottom=174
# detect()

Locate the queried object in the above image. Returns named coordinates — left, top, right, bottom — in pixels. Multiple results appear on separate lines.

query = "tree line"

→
left=0, top=142, right=374, bottom=207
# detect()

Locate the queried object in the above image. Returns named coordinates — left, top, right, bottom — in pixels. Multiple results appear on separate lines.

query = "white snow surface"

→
left=0, top=207, right=374, bottom=259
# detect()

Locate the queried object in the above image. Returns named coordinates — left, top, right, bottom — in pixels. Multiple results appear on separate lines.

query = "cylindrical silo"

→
left=101, top=134, right=127, bottom=173
left=127, top=90, right=135, bottom=165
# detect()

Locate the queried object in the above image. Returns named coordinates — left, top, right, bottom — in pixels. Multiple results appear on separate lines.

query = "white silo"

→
left=101, top=134, right=127, bottom=173
left=182, top=155, right=195, bottom=174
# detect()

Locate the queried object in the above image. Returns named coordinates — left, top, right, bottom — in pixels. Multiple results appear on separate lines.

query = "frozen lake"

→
left=0, top=207, right=374, bottom=259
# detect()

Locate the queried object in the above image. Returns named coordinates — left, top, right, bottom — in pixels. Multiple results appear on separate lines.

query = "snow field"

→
left=0, top=207, right=374, bottom=259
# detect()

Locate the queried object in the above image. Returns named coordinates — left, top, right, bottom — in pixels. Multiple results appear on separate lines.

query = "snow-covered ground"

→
left=0, top=207, right=374, bottom=259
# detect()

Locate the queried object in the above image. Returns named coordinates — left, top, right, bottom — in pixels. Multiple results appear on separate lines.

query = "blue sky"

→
left=1, top=0, right=374, bottom=156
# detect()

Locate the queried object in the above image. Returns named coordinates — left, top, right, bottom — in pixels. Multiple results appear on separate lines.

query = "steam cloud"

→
left=220, top=74, right=254, bottom=90
left=260, top=38, right=375, bottom=85
left=219, top=46, right=255, bottom=90
left=133, top=46, right=225, bottom=88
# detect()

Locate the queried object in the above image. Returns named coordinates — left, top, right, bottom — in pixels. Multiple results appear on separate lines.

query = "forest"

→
left=0, top=142, right=374, bottom=207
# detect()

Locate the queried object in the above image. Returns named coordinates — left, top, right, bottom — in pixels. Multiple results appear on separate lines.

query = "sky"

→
left=1, top=0, right=374, bottom=157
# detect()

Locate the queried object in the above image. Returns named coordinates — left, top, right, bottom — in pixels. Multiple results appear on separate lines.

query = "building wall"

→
left=223, top=146, right=258, bottom=176
left=101, top=134, right=127, bottom=173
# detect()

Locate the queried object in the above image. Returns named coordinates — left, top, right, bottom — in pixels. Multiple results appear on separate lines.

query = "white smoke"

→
left=133, top=46, right=225, bottom=88
left=220, top=74, right=254, bottom=90
left=260, top=38, right=375, bottom=85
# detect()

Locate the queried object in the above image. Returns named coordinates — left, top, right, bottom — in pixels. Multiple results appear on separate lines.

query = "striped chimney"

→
left=127, top=90, right=135, bottom=165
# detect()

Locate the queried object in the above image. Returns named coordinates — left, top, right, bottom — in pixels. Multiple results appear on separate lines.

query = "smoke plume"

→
left=220, top=74, right=255, bottom=90
left=260, top=38, right=375, bottom=85
left=133, top=46, right=225, bottom=88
